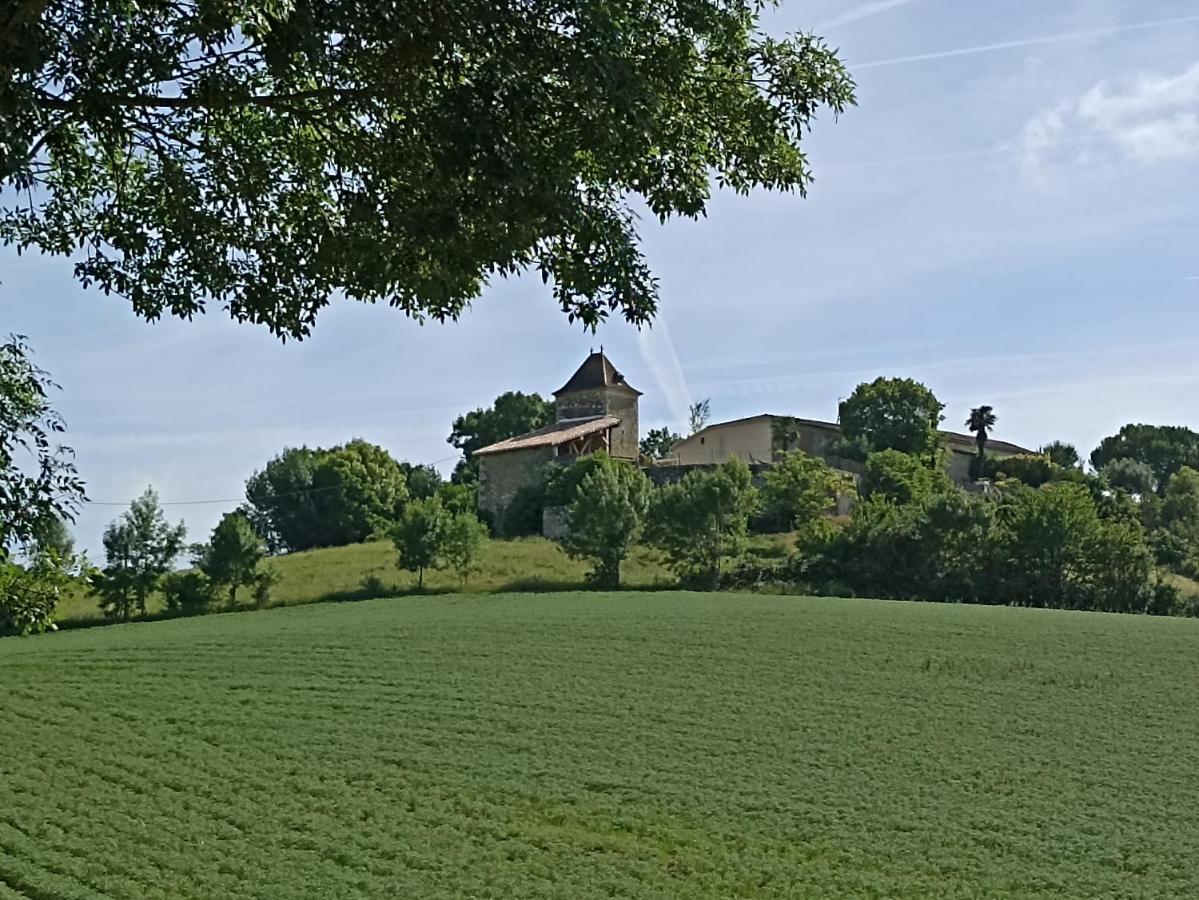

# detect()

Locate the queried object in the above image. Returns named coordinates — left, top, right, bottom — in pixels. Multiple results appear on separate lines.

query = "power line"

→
left=80, top=455, right=461, bottom=508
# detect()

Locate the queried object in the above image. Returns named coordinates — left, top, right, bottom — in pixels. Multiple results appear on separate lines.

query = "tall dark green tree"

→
left=244, top=439, right=409, bottom=552
left=965, top=405, right=996, bottom=459
left=1040, top=440, right=1081, bottom=469
left=195, top=511, right=266, bottom=607
left=646, top=459, right=758, bottom=589
left=1090, top=424, right=1199, bottom=494
left=640, top=427, right=682, bottom=461
left=1, top=1, right=854, bottom=339
left=561, top=459, right=652, bottom=587
left=449, top=392, right=555, bottom=483
left=92, top=488, right=187, bottom=621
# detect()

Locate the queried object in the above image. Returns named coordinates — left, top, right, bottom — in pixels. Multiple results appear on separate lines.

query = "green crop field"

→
left=4, top=593, right=1199, bottom=898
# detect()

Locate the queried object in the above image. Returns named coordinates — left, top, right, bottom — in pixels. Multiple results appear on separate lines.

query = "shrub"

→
left=1100, top=457, right=1155, bottom=496
left=992, top=453, right=1060, bottom=488
left=860, top=449, right=951, bottom=505
left=761, top=451, right=843, bottom=534
left=161, top=571, right=217, bottom=617
left=646, top=459, right=759, bottom=589
left=502, top=483, right=546, bottom=537
left=0, top=552, right=77, bottom=636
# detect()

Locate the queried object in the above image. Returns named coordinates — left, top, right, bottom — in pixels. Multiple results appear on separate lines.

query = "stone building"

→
left=476, top=351, right=641, bottom=528
left=668, top=413, right=1033, bottom=487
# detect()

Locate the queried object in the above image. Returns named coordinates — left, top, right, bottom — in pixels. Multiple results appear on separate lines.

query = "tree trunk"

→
left=418, top=566, right=424, bottom=590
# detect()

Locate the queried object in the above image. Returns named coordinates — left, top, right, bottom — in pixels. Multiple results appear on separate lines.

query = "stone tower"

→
left=553, top=351, right=641, bottom=460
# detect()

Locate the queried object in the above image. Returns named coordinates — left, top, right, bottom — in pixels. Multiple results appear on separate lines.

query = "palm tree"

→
left=966, top=405, right=997, bottom=458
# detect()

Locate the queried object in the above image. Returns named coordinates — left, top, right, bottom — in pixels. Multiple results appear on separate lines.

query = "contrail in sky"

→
left=815, top=0, right=920, bottom=32
left=854, top=13, right=1199, bottom=69
left=636, top=313, right=693, bottom=429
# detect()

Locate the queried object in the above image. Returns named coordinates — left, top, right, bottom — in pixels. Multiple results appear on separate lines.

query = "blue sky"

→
left=4, top=0, right=1199, bottom=554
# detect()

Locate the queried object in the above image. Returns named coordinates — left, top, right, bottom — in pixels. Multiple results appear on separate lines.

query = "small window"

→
left=700, top=437, right=705, bottom=445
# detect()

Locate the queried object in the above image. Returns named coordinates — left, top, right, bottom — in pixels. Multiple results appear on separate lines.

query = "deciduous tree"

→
left=839, top=377, right=945, bottom=458
left=761, top=451, right=842, bottom=533
left=442, top=513, right=489, bottom=586
left=561, top=462, right=651, bottom=587
left=0, top=2, right=855, bottom=338
left=392, top=497, right=450, bottom=589
left=196, top=511, right=266, bottom=607
left=647, top=459, right=758, bottom=589
left=244, top=440, right=409, bottom=552
left=1091, top=424, right=1199, bottom=494
left=92, top=488, right=187, bottom=621
left=859, top=449, right=951, bottom=506
left=449, top=392, right=555, bottom=484
left=0, top=335, right=85, bottom=558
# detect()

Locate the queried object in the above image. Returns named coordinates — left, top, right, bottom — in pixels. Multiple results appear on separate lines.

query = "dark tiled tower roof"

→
left=554, top=351, right=641, bottom=396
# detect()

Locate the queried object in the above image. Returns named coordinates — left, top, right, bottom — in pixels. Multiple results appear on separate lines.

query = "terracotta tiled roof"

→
left=683, top=414, right=1034, bottom=456
left=474, top=416, right=621, bottom=456
left=555, top=352, right=641, bottom=396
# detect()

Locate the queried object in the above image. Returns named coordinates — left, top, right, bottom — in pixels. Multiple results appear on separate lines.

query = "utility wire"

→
left=81, top=455, right=461, bottom=507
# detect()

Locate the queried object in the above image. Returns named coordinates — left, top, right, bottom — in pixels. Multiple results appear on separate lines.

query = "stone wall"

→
left=541, top=505, right=571, bottom=541
left=477, top=446, right=555, bottom=531
left=555, top=388, right=607, bottom=421
left=606, top=391, right=639, bottom=460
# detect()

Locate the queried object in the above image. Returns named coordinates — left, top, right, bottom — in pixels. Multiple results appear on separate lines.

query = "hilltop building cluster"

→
left=475, top=351, right=1033, bottom=529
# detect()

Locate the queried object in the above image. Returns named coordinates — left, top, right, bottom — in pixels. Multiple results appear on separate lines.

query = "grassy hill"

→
left=5, top=592, right=1199, bottom=898
left=53, top=534, right=794, bottom=626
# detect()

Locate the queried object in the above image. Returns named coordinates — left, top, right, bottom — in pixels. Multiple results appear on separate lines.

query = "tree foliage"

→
left=838, top=377, right=945, bottom=458
left=1150, top=466, right=1199, bottom=577
left=244, top=440, right=409, bottom=552
left=761, top=451, right=842, bottom=533
left=442, top=512, right=489, bottom=586
left=806, top=482, right=1168, bottom=614
left=646, top=459, right=758, bottom=588
left=640, top=426, right=682, bottom=460
left=965, top=405, right=996, bottom=457
left=195, top=511, right=266, bottom=606
left=1099, top=457, right=1156, bottom=497
left=1090, top=424, right=1199, bottom=494
left=992, top=453, right=1064, bottom=489
left=859, top=449, right=951, bottom=506
left=399, top=463, right=442, bottom=500
left=392, top=497, right=451, bottom=588
left=161, top=570, right=218, bottom=617
left=0, top=2, right=855, bottom=338
left=0, top=547, right=82, bottom=635
left=92, top=488, right=187, bottom=621
left=1040, top=440, right=1081, bottom=469
left=561, top=460, right=651, bottom=587
left=449, top=392, right=555, bottom=484
left=688, top=399, right=712, bottom=435
left=0, top=335, right=85, bottom=558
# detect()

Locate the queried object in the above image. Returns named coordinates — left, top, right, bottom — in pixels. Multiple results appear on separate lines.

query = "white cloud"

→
left=816, top=0, right=919, bottom=32
left=1021, top=60, right=1199, bottom=173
